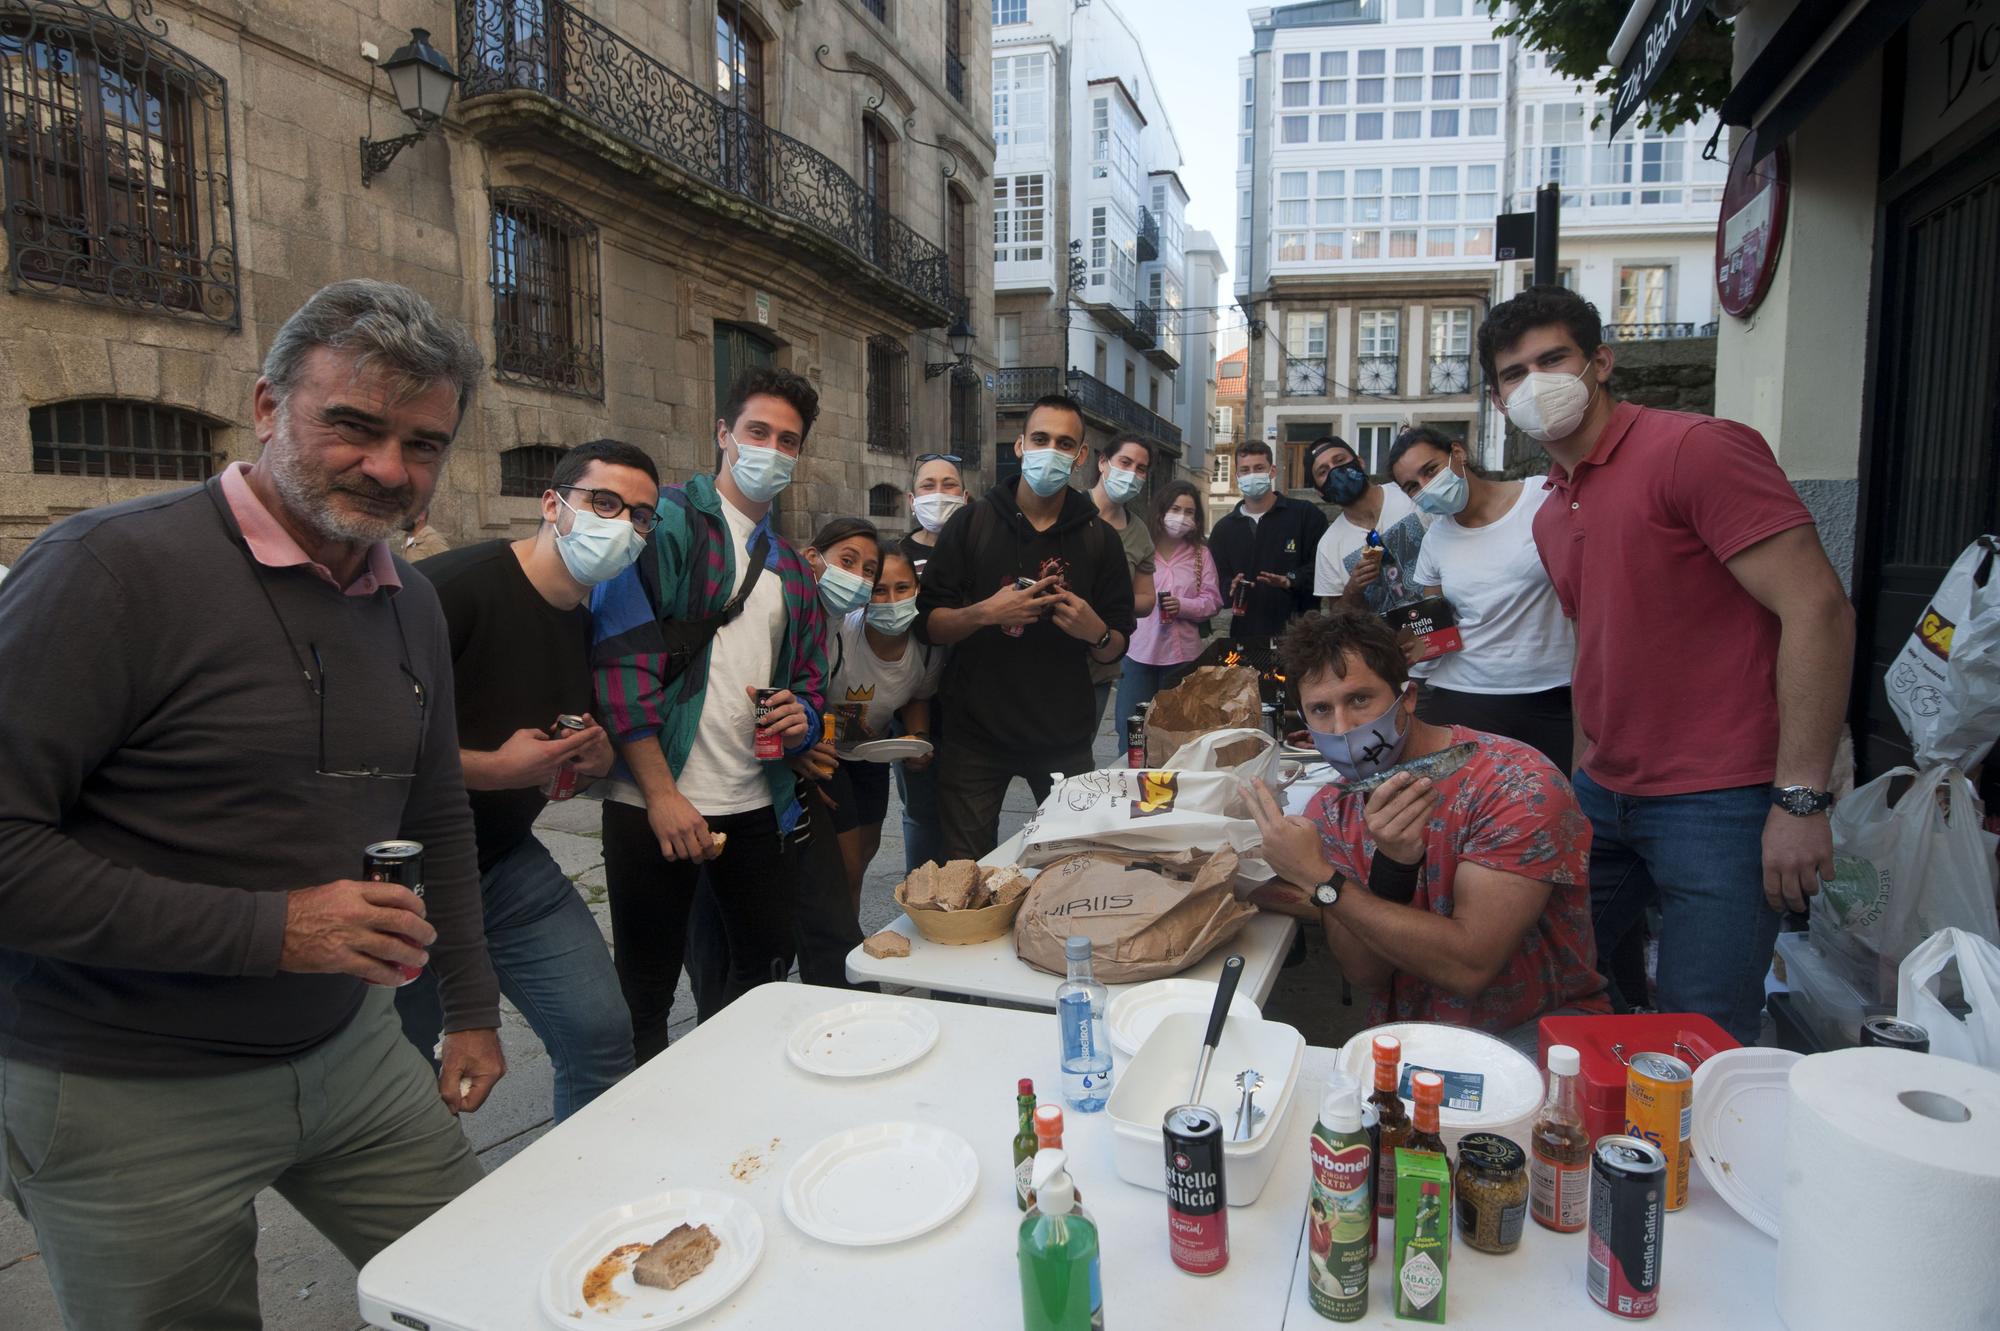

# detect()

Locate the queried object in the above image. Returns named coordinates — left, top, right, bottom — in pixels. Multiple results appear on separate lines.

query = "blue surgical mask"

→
left=1103, top=467, right=1145, bottom=505
left=817, top=563, right=874, bottom=615
left=1414, top=461, right=1469, bottom=517
left=728, top=436, right=795, bottom=503
left=1021, top=447, right=1074, bottom=498
left=1309, top=687, right=1413, bottom=782
left=866, top=596, right=919, bottom=635
left=555, top=496, right=646, bottom=587
left=1238, top=472, right=1274, bottom=500
left=1318, top=462, right=1368, bottom=507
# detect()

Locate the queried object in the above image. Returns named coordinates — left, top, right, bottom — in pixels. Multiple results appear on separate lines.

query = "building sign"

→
left=1902, top=0, right=2000, bottom=166
left=1715, top=127, right=1789, bottom=320
left=754, top=291, right=771, bottom=325
left=1609, top=0, right=1705, bottom=138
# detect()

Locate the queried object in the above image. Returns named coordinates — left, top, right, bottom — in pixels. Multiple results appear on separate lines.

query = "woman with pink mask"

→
left=1117, top=480, right=1223, bottom=722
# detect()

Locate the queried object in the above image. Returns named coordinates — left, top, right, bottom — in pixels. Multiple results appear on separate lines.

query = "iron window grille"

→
left=868, top=482, right=900, bottom=518
left=861, top=0, right=887, bottom=18
left=944, top=0, right=964, bottom=103
left=489, top=186, right=604, bottom=399
left=1284, top=356, right=1328, bottom=396
left=30, top=397, right=221, bottom=479
left=499, top=442, right=568, bottom=497
left=0, top=0, right=240, bottom=326
left=866, top=334, right=910, bottom=454
left=1427, top=355, right=1471, bottom=394
left=1358, top=355, right=1399, bottom=395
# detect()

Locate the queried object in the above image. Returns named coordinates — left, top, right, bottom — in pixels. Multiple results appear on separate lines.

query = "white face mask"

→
left=727, top=435, right=796, bottom=502
left=817, top=563, right=874, bottom=615
left=1103, top=467, right=1145, bottom=505
left=1503, top=370, right=1598, bottom=442
left=554, top=496, right=646, bottom=587
left=1162, top=512, right=1196, bottom=538
left=865, top=596, right=919, bottom=635
left=1238, top=471, right=1274, bottom=499
left=912, top=492, right=966, bottom=534
left=1413, top=460, right=1469, bottom=517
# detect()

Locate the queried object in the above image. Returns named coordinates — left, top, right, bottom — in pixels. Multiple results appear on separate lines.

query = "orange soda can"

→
left=1622, top=1052, right=1691, bottom=1211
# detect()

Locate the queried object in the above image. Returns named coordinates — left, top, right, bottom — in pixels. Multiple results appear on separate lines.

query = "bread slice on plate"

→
left=632, top=1222, right=719, bottom=1291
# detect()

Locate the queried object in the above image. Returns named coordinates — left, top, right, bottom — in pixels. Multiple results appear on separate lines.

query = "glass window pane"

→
left=1279, top=200, right=1308, bottom=225
left=1318, top=169, right=1345, bottom=194
left=1467, top=164, right=1495, bottom=191
left=1352, top=230, right=1382, bottom=259
left=1434, top=0, right=1462, bottom=15
left=1322, top=51, right=1347, bottom=76
left=1282, top=81, right=1310, bottom=107
left=1430, top=166, right=1458, bottom=193
left=1281, top=116, right=1309, bottom=143
left=1428, top=194, right=1458, bottom=220
left=1472, top=43, right=1500, bottom=70
left=1355, top=169, right=1382, bottom=194
left=1320, top=79, right=1347, bottom=105
left=1389, top=229, right=1418, bottom=258
left=1392, top=167, right=1420, bottom=193
left=1431, top=47, right=1461, bottom=72
left=1283, top=53, right=1311, bottom=78
left=1358, top=78, right=1384, bottom=104
left=1395, top=48, right=1424, bottom=74
left=1469, top=107, right=1497, bottom=136
left=1358, top=49, right=1385, bottom=76
left=1394, top=111, right=1421, bottom=138
left=1395, top=77, right=1423, bottom=102
left=1431, top=109, right=1458, bottom=137
left=1432, top=75, right=1459, bottom=99
left=1314, top=230, right=1343, bottom=260
left=1318, top=114, right=1346, bottom=141
left=1464, top=225, right=1492, bottom=256
left=1280, top=171, right=1308, bottom=197
left=1356, top=113, right=1383, bottom=140
left=1426, top=228, right=1456, bottom=256
left=1470, top=72, right=1499, bottom=99
left=1278, top=232, right=1307, bottom=261
left=1316, top=198, right=1345, bottom=224
left=1396, top=0, right=1424, bottom=15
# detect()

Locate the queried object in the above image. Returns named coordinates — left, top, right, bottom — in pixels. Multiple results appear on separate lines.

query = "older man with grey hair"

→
left=0, top=279, right=503, bottom=1328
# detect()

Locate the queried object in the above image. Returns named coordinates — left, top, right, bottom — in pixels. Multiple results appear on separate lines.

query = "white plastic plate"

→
left=539, top=1190, right=762, bottom=1330
left=846, top=737, right=934, bottom=763
left=1691, top=1045, right=1799, bottom=1239
left=785, top=1000, right=940, bottom=1079
left=1105, top=978, right=1263, bottom=1057
left=781, top=1122, right=978, bottom=1246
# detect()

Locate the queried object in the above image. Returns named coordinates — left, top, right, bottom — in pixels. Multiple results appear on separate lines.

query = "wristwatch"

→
left=1312, top=880, right=1339, bottom=907
left=1091, top=627, right=1114, bottom=651
left=1770, top=784, right=1835, bottom=816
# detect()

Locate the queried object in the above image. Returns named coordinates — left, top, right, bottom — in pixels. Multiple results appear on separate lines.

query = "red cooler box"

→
left=1535, top=1013, right=1739, bottom=1143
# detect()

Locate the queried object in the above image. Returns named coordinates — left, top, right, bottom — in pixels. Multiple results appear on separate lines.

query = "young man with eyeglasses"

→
left=1208, top=439, right=1327, bottom=641
left=398, top=439, right=659, bottom=1121
left=591, top=369, right=829, bottom=1060
left=0, top=280, right=501, bottom=1328
left=915, top=394, right=1137, bottom=861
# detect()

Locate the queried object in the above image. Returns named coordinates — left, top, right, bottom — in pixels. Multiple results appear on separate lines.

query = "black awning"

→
left=1718, top=0, right=1928, bottom=145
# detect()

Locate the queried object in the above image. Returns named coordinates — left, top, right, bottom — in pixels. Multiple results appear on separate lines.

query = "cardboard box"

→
left=1383, top=595, right=1463, bottom=663
left=1393, top=1147, right=1450, bottom=1323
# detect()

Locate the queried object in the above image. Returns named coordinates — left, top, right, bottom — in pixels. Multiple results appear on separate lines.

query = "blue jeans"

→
left=397, top=836, right=633, bottom=1122
left=1573, top=770, right=1780, bottom=1044
left=896, top=747, right=944, bottom=872
left=1113, top=658, right=1196, bottom=735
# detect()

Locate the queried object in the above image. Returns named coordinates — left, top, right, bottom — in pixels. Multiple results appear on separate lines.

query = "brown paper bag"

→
left=1144, top=665, right=1263, bottom=767
left=1014, top=847, right=1259, bottom=983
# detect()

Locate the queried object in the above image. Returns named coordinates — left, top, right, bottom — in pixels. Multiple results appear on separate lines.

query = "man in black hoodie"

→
left=917, top=394, right=1137, bottom=861
left=1209, top=439, right=1327, bottom=641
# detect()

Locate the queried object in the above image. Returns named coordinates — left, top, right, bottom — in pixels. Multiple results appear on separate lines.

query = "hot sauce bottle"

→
left=1369, top=1035, right=1412, bottom=1223
left=1407, top=1070, right=1449, bottom=1163
left=1529, top=1045, right=1591, bottom=1233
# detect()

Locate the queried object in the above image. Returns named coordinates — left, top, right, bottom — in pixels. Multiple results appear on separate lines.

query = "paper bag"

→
left=1017, top=729, right=1278, bottom=866
left=1014, top=848, right=1258, bottom=983
left=1144, top=665, right=1263, bottom=767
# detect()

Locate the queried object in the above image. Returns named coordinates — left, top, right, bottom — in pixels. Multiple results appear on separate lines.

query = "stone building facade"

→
left=0, top=0, right=996, bottom=564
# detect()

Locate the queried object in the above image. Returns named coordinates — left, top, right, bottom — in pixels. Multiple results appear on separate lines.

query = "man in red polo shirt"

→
left=1477, top=286, right=1854, bottom=1043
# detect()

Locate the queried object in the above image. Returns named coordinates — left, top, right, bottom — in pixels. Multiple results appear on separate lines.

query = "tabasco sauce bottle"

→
left=1014, top=1079, right=1038, bottom=1210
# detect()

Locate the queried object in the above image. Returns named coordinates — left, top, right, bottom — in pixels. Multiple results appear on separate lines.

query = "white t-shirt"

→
left=1410, top=481, right=1574, bottom=694
left=1313, top=482, right=1423, bottom=598
left=675, top=496, right=787, bottom=815
left=829, top=608, right=944, bottom=740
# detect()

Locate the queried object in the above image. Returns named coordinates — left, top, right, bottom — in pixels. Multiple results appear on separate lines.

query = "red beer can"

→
left=362, top=839, right=426, bottom=986
left=753, top=687, right=784, bottom=760
left=540, top=713, right=588, bottom=801
left=1164, top=1103, right=1228, bottom=1274
left=1587, top=1134, right=1665, bottom=1319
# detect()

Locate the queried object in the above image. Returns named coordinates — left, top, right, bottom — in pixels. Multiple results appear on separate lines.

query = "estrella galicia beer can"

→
left=1623, top=1052, right=1692, bottom=1211
left=1164, top=1103, right=1228, bottom=1274
left=1859, top=1017, right=1929, bottom=1052
left=362, top=840, right=425, bottom=985
left=1127, top=713, right=1146, bottom=769
left=1587, top=1135, right=1664, bottom=1319
left=752, top=687, right=784, bottom=760
left=540, top=713, right=588, bottom=801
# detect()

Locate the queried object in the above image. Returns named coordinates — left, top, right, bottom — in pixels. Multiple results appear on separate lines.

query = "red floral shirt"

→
left=1305, top=726, right=1608, bottom=1033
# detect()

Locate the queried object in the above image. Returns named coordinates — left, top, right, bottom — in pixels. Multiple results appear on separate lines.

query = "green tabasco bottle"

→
left=1014, top=1079, right=1038, bottom=1210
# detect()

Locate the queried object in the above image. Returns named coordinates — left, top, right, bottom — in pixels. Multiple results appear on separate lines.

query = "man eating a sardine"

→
left=1245, top=609, right=1609, bottom=1052
left=0, top=280, right=501, bottom=1329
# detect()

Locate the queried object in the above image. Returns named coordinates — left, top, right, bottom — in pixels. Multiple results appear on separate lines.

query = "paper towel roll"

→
left=1777, top=1048, right=2000, bottom=1331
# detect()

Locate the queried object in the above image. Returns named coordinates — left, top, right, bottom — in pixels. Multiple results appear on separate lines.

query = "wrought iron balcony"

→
left=995, top=366, right=1182, bottom=450
left=455, top=0, right=951, bottom=320
left=1427, top=354, right=1471, bottom=395
left=1604, top=321, right=1718, bottom=341
left=1148, top=320, right=1181, bottom=370
left=1125, top=299, right=1158, bottom=350
left=994, top=366, right=1066, bottom=404
left=1136, top=206, right=1160, bottom=263
left=1284, top=356, right=1328, bottom=396
left=1358, top=354, right=1400, bottom=395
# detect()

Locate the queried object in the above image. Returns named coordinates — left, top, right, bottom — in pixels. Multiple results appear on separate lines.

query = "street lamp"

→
left=925, top=314, right=976, bottom=380
left=359, top=28, right=460, bottom=187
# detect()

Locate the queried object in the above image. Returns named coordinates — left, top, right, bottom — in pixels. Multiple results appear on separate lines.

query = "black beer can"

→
left=1163, top=1103, right=1228, bottom=1275
left=363, top=840, right=425, bottom=898
left=1587, top=1135, right=1664, bottom=1319
left=1859, top=1017, right=1930, bottom=1052
left=1127, top=713, right=1147, bottom=769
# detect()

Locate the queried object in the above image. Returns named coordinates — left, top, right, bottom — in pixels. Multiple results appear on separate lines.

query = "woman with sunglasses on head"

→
left=894, top=452, right=965, bottom=870
left=904, top=452, right=968, bottom=580
left=1117, top=480, right=1223, bottom=724
left=820, top=540, right=942, bottom=902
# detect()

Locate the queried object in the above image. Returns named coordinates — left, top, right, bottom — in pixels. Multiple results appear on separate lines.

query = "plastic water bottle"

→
left=1056, top=935, right=1113, bottom=1112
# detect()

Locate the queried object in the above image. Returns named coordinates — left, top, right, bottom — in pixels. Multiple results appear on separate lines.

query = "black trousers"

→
left=601, top=800, right=798, bottom=1066
left=1417, top=683, right=1574, bottom=774
left=936, top=737, right=1097, bottom=863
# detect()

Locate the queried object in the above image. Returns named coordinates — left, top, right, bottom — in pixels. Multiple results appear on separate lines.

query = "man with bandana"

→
left=1244, top=609, right=1608, bottom=1051
left=1309, top=435, right=1429, bottom=614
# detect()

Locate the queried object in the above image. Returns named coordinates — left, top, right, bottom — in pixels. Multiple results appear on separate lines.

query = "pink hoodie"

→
left=1128, top=538, right=1223, bottom=667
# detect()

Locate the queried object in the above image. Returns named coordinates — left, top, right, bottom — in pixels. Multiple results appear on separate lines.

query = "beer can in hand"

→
left=1005, top=575, right=1037, bottom=638
left=1231, top=577, right=1250, bottom=616
left=362, top=840, right=426, bottom=986
left=753, top=687, right=784, bottom=760
left=1164, top=1104, right=1228, bottom=1274
left=540, top=713, right=588, bottom=801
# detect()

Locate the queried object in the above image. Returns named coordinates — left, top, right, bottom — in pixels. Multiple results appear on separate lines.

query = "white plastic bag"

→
left=1822, top=766, right=2000, bottom=998
left=1897, top=927, right=2000, bottom=1071
left=1017, top=728, right=1276, bottom=865
left=1886, top=535, right=2000, bottom=771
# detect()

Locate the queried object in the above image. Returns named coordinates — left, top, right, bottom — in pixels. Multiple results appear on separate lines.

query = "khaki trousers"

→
left=0, top=987, right=484, bottom=1330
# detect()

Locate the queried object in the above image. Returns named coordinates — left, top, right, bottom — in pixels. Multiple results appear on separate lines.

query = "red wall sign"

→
left=1715, top=127, right=1790, bottom=319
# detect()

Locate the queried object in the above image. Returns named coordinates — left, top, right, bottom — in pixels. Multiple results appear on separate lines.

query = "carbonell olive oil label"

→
left=1307, top=1125, right=1372, bottom=1321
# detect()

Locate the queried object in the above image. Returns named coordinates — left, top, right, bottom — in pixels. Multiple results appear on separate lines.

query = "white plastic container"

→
left=1104, top=1011, right=1306, bottom=1206
left=1334, top=1021, right=1542, bottom=1154
left=1776, top=931, right=1890, bottom=1050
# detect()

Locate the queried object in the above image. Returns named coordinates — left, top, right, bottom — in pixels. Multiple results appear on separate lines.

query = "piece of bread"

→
left=861, top=929, right=911, bottom=959
left=632, top=1223, right=719, bottom=1291
left=983, top=865, right=1032, bottom=906
left=899, top=861, right=944, bottom=910
left=932, top=859, right=983, bottom=911
left=709, top=831, right=728, bottom=855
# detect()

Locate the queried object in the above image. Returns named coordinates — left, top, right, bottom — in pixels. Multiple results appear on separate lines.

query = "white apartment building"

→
left=1182, top=228, right=1230, bottom=486
left=989, top=0, right=1202, bottom=483
left=1238, top=0, right=1506, bottom=485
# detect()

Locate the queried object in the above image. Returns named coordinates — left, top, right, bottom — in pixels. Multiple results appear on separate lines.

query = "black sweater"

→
left=1208, top=493, right=1329, bottom=641
left=915, top=481, right=1136, bottom=752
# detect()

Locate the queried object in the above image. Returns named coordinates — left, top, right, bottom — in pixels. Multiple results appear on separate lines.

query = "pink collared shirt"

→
left=219, top=462, right=401, bottom=598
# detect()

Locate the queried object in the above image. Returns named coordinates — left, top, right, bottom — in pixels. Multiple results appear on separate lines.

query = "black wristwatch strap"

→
left=1368, top=852, right=1423, bottom=904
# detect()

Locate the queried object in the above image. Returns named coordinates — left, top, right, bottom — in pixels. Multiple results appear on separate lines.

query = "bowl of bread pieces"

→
left=892, top=859, right=1035, bottom=946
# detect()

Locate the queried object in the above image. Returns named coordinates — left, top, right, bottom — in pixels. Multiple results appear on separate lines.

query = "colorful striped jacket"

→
left=590, top=473, right=827, bottom=833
